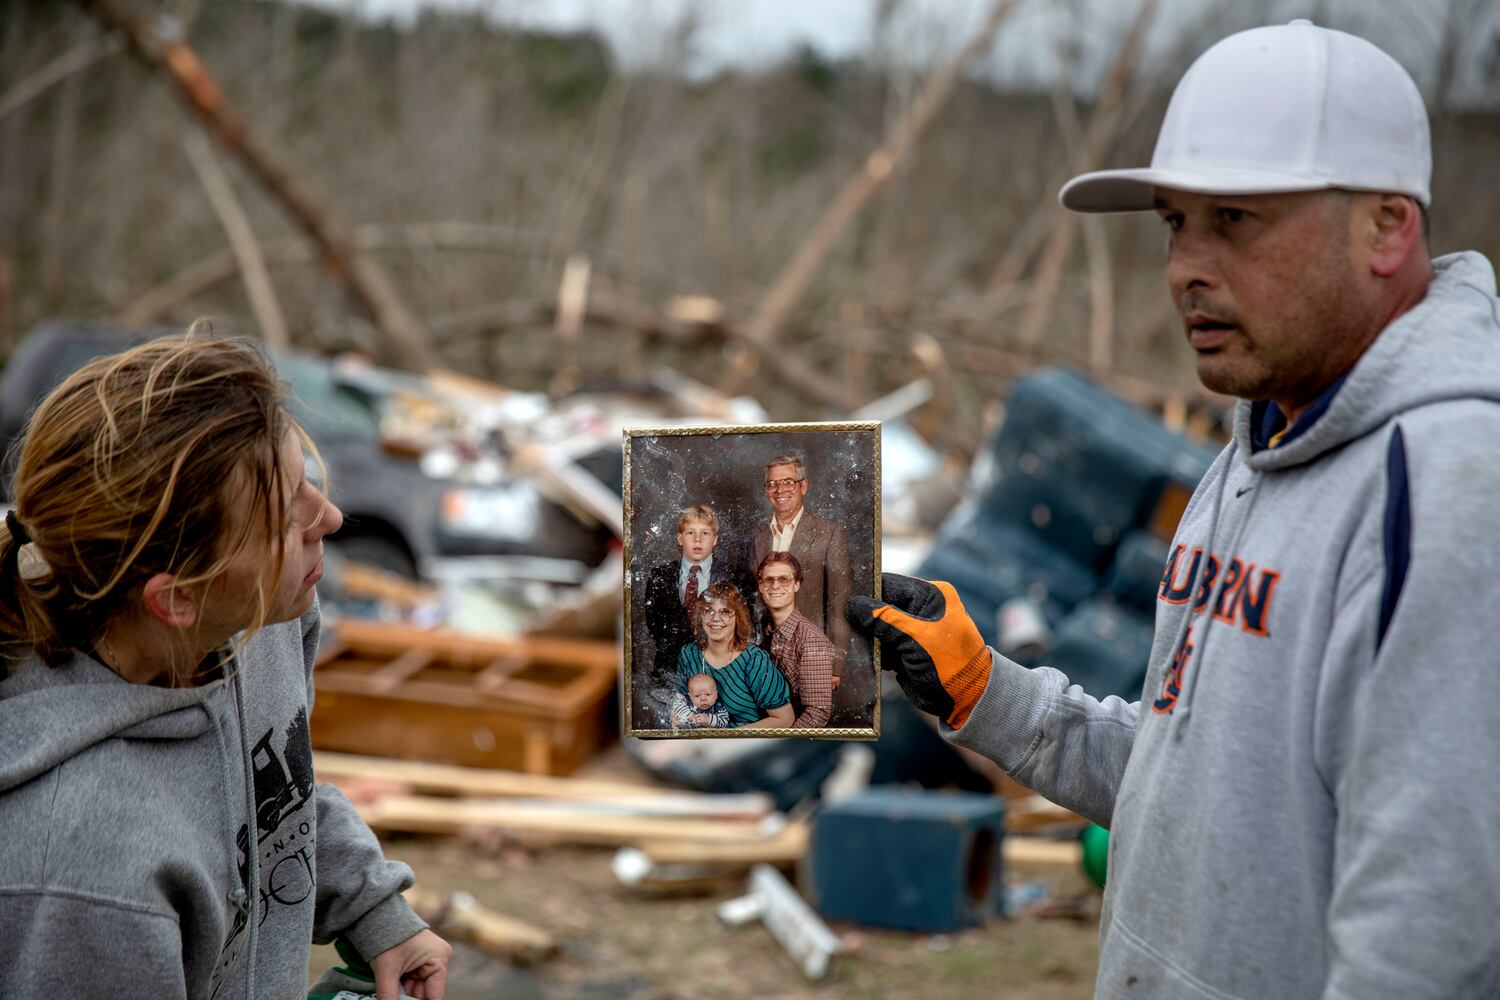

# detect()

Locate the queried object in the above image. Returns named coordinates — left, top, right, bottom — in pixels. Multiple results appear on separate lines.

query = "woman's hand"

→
left=371, top=928, right=452, bottom=1000
left=741, top=703, right=794, bottom=728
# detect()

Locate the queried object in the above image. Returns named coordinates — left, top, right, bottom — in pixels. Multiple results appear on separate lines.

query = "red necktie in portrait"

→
left=683, top=564, right=700, bottom=611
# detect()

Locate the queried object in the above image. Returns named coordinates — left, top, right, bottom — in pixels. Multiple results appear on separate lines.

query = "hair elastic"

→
left=5, top=510, right=28, bottom=545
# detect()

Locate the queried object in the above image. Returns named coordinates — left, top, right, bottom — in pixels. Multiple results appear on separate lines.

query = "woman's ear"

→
left=142, top=572, right=200, bottom=629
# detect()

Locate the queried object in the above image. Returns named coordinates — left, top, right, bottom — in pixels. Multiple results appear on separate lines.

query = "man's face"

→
left=677, top=519, right=717, bottom=561
left=1154, top=188, right=1375, bottom=413
left=764, top=463, right=807, bottom=518
left=758, top=564, right=800, bottom=613
left=688, top=677, right=718, bottom=708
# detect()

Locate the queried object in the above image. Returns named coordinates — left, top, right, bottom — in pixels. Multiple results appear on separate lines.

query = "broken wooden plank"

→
left=632, top=821, right=811, bottom=867
left=1005, top=836, right=1083, bottom=869
left=314, top=751, right=733, bottom=804
left=613, top=847, right=768, bottom=897
left=339, top=561, right=441, bottom=608
left=359, top=793, right=774, bottom=845
left=405, top=888, right=556, bottom=964
left=315, top=752, right=773, bottom=817
left=1004, top=794, right=1087, bottom=833
left=326, top=618, right=619, bottom=673
left=474, top=655, right=528, bottom=694
left=367, top=648, right=436, bottom=694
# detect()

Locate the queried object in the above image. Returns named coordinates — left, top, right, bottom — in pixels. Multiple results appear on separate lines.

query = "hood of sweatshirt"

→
left=1234, top=251, right=1500, bottom=469
left=0, top=647, right=230, bottom=793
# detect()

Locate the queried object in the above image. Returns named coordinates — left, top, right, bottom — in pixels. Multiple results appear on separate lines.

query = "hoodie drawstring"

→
left=1170, top=466, right=1260, bottom=737
left=230, top=666, right=260, bottom=1000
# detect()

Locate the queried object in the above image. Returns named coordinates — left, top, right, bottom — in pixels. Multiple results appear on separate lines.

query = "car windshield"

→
left=272, top=352, right=380, bottom=441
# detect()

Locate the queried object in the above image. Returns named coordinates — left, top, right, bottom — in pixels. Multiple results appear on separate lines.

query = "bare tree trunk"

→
left=182, top=131, right=290, bottom=349
left=720, top=0, right=1022, bottom=396
left=0, top=34, right=123, bottom=123
left=77, top=0, right=433, bottom=371
left=41, top=66, right=82, bottom=301
left=1013, top=0, right=1159, bottom=350
left=548, top=254, right=591, bottom=398
left=1082, top=214, right=1115, bottom=369
left=0, top=3, right=28, bottom=274
left=0, top=255, right=14, bottom=351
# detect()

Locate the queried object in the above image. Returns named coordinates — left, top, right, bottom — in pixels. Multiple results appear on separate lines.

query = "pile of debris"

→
left=320, top=746, right=1095, bottom=982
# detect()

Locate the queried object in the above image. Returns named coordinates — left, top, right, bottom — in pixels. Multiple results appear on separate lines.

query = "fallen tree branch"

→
left=117, top=222, right=682, bottom=326
left=1014, top=0, right=1160, bottom=349
left=721, top=0, right=1023, bottom=394
left=78, top=0, right=432, bottom=370
left=182, top=131, right=289, bottom=348
left=0, top=34, right=123, bottom=123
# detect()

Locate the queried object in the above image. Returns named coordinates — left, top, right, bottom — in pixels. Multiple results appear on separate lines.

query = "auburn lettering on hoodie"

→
left=1153, top=544, right=1283, bottom=713
left=1159, top=544, right=1282, bottom=635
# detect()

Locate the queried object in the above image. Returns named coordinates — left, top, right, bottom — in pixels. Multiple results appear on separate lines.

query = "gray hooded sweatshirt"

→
left=951, top=251, right=1500, bottom=999
left=0, top=601, right=427, bottom=998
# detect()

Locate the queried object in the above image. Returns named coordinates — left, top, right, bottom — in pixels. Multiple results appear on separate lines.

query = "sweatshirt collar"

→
left=1249, top=373, right=1350, bottom=453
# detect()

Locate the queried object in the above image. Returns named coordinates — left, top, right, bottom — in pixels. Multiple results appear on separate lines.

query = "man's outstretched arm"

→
left=848, top=574, right=1137, bottom=826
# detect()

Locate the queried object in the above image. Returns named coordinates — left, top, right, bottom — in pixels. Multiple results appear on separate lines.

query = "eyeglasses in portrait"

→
left=622, top=423, right=880, bottom=739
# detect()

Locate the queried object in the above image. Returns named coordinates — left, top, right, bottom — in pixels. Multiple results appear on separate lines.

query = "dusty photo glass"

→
left=622, top=422, right=880, bottom=739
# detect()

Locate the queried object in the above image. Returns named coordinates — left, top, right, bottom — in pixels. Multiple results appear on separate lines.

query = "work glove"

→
left=846, top=573, right=992, bottom=728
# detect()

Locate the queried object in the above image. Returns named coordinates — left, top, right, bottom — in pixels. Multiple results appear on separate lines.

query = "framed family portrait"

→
left=622, top=422, right=880, bottom=739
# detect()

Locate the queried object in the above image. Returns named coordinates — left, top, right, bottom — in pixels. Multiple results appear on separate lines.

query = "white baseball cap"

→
left=1060, top=20, right=1431, bottom=213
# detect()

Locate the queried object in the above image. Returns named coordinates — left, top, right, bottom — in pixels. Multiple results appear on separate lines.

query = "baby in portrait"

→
left=671, top=673, right=731, bottom=729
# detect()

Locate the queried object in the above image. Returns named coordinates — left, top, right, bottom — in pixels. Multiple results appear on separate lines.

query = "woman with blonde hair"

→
left=0, top=332, right=450, bottom=998
left=676, top=580, right=793, bottom=729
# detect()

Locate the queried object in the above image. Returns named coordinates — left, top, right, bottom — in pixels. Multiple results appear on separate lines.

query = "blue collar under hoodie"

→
left=0, top=604, right=427, bottom=999
left=950, top=251, right=1500, bottom=999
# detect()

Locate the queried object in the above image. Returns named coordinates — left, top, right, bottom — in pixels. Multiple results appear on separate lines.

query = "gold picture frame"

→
left=622, top=422, right=881, bottom=739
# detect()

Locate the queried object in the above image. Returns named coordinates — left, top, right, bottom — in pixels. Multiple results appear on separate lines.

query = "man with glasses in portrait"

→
left=743, top=453, right=852, bottom=685
left=756, top=552, right=835, bottom=728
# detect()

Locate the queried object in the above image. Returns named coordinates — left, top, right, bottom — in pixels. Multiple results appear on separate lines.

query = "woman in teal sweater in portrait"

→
left=677, top=581, right=793, bottom=729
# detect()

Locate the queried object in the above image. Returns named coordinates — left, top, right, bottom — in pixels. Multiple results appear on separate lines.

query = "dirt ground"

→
left=312, top=747, right=1102, bottom=999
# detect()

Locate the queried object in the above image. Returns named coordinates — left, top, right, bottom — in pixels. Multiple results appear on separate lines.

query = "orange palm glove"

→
left=846, top=573, right=993, bottom=728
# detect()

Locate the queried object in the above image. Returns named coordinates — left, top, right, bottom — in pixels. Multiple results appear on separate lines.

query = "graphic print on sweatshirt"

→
left=1153, top=545, right=1282, bottom=714
left=208, top=706, right=317, bottom=999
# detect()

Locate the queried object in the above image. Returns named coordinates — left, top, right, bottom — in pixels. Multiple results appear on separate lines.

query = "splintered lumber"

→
left=612, top=847, right=753, bottom=897
left=1004, top=794, right=1087, bottom=833
left=358, top=793, right=776, bottom=845
left=338, top=562, right=440, bottom=609
left=311, top=620, right=617, bottom=775
left=405, top=888, right=556, bottom=964
left=632, top=821, right=811, bottom=867
left=1005, top=836, right=1084, bottom=870
left=315, top=751, right=772, bottom=817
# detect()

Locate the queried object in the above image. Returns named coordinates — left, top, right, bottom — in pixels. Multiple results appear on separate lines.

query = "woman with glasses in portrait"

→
left=676, top=581, right=792, bottom=729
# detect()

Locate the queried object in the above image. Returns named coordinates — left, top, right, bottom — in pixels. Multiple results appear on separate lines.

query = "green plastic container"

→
left=1081, top=823, right=1109, bottom=888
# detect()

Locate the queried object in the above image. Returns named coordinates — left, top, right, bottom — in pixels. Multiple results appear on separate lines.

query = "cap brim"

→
left=1059, top=166, right=1334, bottom=213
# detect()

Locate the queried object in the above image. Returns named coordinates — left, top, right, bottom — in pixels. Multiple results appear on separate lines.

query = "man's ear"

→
left=1363, top=193, right=1424, bottom=278
left=143, top=572, right=200, bottom=629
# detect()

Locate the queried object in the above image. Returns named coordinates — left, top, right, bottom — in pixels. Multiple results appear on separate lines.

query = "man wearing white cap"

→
left=849, top=20, right=1500, bottom=1000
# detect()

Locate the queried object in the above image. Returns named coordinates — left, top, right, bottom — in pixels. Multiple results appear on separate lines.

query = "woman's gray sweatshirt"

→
left=0, top=601, right=426, bottom=998
left=951, top=251, right=1500, bottom=999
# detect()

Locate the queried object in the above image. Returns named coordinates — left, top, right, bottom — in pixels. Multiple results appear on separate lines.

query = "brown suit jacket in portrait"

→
left=744, top=509, right=852, bottom=672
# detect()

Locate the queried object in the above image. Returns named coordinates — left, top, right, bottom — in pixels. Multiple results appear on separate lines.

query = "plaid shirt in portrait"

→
left=768, top=608, right=834, bottom=729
